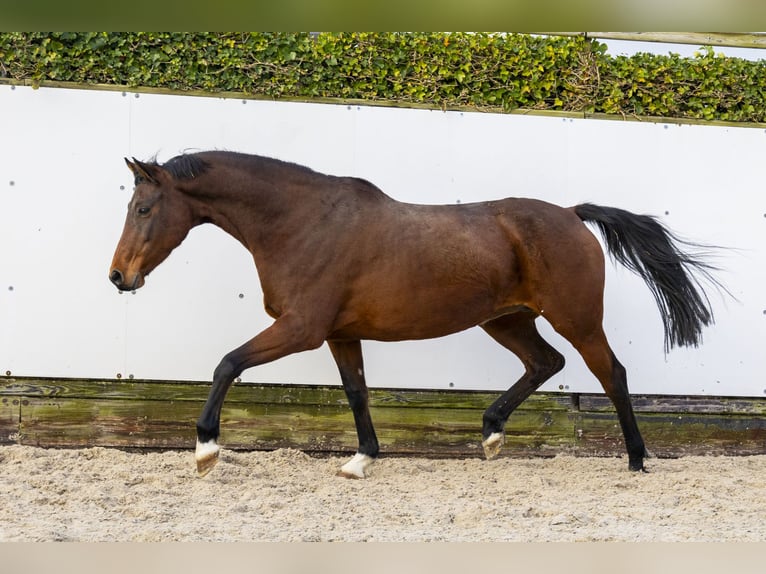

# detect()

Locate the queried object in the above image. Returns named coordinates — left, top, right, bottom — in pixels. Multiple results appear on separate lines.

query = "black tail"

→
left=574, top=203, right=723, bottom=352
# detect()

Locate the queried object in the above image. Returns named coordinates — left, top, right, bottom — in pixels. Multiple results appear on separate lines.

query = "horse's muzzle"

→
left=109, top=268, right=142, bottom=291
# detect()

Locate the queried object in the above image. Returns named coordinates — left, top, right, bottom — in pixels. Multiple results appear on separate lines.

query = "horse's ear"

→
left=125, top=157, right=162, bottom=185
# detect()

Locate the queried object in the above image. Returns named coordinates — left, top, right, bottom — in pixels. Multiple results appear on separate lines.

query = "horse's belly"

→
left=330, top=286, right=510, bottom=342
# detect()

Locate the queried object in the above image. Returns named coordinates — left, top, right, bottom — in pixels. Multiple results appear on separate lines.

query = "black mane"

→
left=155, top=151, right=380, bottom=194
left=156, top=151, right=321, bottom=182
left=159, top=154, right=211, bottom=180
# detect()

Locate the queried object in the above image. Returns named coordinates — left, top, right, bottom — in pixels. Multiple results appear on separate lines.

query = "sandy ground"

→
left=0, top=444, right=764, bottom=542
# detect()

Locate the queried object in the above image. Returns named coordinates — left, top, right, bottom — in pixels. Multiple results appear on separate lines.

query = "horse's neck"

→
left=193, top=168, right=325, bottom=253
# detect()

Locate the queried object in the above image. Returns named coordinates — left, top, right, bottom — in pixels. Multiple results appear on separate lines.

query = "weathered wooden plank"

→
left=575, top=412, right=766, bottom=457
left=591, top=32, right=766, bottom=50
left=0, top=377, right=572, bottom=411
left=579, top=394, right=766, bottom=415
left=540, top=32, right=766, bottom=50
left=371, top=389, right=572, bottom=411
left=19, top=397, right=199, bottom=448
left=2, top=377, right=224, bottom=402
left=0, top=396, right=20, bottom=444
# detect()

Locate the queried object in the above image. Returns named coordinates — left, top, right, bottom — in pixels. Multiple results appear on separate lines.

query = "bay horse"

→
left=109, top=150, right=719, bottom=478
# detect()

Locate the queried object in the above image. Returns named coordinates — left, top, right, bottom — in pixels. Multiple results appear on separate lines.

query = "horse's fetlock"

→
left=482, top=412, right=504, bottom=438
left=196, top=422, right=219, bottom=444
left=360, top=442, right=379, bottom=459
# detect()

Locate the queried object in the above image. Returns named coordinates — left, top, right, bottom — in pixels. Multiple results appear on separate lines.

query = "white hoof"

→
left=482, top=432, right=505, bottom=460
left=337, top=452, right=374, bottom=479
left=195, top=439, right=220, bottom=477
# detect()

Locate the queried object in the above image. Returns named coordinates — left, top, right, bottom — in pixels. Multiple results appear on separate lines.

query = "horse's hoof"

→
left=628, top=456, right=649, bottom=472
left=482, top=432, right=505, bottom=460
left=195, top=439, right=220, bottom=477
left=337, top=452, right=374, bottom=479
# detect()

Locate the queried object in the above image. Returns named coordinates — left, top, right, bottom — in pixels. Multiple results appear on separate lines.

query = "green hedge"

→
left=2, top=32, right=766, bottom=123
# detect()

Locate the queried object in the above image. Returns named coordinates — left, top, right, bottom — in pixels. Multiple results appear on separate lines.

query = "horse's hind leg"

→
left=327, top=339, right=379, bottom=479
left=545, top=292, right=648, bottom=470
left=480, top=310, right=565, bottom=459
left=568, top=331, right=648, bottom=471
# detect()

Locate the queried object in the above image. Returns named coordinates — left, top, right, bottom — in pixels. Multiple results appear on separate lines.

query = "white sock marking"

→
left=195, top=439, right=220, bottom=461
left=484, top=432, right=504, bottom=447
left=339, top=452, right=374, bottom=478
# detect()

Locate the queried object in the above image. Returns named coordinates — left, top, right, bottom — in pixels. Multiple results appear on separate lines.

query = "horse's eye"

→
left=137, top=206, right=151, bottom=216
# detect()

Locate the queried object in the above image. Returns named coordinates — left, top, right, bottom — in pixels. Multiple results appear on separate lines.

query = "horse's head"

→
left=109, top=158, right=196, bottom=291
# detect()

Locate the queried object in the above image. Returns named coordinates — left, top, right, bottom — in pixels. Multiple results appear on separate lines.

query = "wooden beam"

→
left=540, top=32, right=766, bottom=50
left=2, top=376, right=765, bottom=458
left=589, top=32, right=766, bottom=50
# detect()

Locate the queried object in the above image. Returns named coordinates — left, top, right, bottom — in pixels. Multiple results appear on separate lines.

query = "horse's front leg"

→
left=195, top=313, right=325, bottom=476
left=327, top=339, right=379, bottom=479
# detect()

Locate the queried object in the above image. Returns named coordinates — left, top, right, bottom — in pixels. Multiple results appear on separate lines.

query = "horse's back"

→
left=344, top=192, right=603, bottom=292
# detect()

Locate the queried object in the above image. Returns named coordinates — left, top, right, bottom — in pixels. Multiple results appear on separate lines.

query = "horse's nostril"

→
left=110, top=269, right=124, bottom=287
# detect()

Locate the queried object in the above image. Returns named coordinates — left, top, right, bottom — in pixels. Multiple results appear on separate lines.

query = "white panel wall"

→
left=1, top=84, right=763, bottom=396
